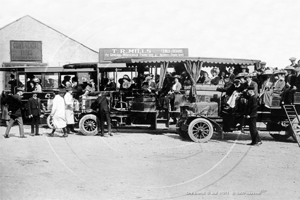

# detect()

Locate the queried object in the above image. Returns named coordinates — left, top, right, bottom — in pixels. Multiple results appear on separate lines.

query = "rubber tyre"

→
left=78, top=114, right=99, bottom=136
left=47, top=115, right=54, bottom=129
left=188, top=118, right=214, bottom=143
left=270, top=133, right=291, bottom=141
left=289, top=116, right=300, bottom=143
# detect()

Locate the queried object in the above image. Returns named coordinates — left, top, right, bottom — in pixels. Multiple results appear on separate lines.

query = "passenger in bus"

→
left=71, top=77, right=78, bottom=88
left=262, top=70, right=286, bottom=108
left=27, top=81, right=35, bottom=92
left=119, top=74, right=132, bottom=90
left=282, top=66, right=296, bottom=104
left=197, top=70, right=206, bottom=83
left=33, top=78, right=42, bottom=92
left=244, top=73, right=258, bottom=96
left=289, top=57, right=298, bottom=68
left=168, top=75, right=183, bottom=124
left=241, top=65, right=249, bottom=73
left=294, top=66, right=300, bottom=90
left=259, top=69, right=274, bottom=106
left=8, top=74, right=24, bottom=94
left=89, top=79, right=96, bottom=92
left=105, top=77, right=116, bottom=91
left=44, top=78, right=55, bottom=88
left=218, top=71, right=227, bottom=85
left=228, top=67, right=236, bottom=82
left=226, top=76, right=246, bottom=108
left=210, top=69, right=220, bottom=85
left=255, top=61, right=267, bottom=90
left=142, top=75, right=157, bottom=94
left=61, top=75, right=72, bottom=88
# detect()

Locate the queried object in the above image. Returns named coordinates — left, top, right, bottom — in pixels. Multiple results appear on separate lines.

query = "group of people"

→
left=1, top=86, right=78, bottom=138
left=216, top=57, right=300, bottom=146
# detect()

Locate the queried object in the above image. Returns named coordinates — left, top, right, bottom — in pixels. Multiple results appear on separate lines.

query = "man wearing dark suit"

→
left=245, top=86, right=262, bottom=146
left=244, top=74, right=258, bottom=96
left=3, top=87, right=26, bottom=138
left=27, top=92, right=44, bottom=136
left=93, top=92, right=113, bottom=137
left=294, top=67, right=300, bottom=92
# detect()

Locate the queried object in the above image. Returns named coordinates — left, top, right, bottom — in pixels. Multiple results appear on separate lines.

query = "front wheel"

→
left=47, top=115, right=54, bottom=129
left=290, top=116, right=300, bottom=144
left=78, top=114, right=99, bottom=136
left=188, top=118, right=214, bottom=143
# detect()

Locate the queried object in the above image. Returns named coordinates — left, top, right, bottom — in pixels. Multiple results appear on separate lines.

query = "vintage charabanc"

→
left=61, top=56, right=258, bottom=136
left=174, top=61, right=300, bottom=147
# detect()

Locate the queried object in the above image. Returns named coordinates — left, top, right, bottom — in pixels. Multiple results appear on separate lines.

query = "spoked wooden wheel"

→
left=78, top=114, right=99, bottom=136
left=188, top=118, right=213, bottom=143
left=47, top=115, right=54, bottom=129
left=290, top=117, right=300, bottom=146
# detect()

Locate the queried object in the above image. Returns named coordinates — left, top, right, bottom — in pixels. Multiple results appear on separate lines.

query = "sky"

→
left=0, top=0, right=299, bottom=68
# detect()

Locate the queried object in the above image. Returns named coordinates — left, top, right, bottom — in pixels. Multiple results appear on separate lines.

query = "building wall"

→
left=0, top=16, right=98, bottom=91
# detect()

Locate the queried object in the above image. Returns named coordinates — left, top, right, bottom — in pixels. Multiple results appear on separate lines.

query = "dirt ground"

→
left=0, top=124, right=299, bottom=200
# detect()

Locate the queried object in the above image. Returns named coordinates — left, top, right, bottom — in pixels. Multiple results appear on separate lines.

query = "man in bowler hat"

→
left=27, top=91, right=45, bottom=136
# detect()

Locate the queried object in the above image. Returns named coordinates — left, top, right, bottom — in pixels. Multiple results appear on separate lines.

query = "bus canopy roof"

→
left=111, top=56, right=261, bottom=66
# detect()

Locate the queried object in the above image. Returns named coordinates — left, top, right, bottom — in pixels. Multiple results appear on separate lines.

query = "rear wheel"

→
left=270, top=133, right=291, bottom=141
left=78, top=114, right=99, bottom=136
left=187, top=118, right=213, bottom=143
left=290, top=116, right=300, bottom=144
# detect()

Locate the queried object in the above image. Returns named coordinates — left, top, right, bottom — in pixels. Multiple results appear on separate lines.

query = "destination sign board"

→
left=99, top=48, right=189, bottom=61
left=10, top=41, right=42, bottom=62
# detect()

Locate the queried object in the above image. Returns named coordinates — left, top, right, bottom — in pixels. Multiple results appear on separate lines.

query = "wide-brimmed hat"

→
left=274, top=70, right=286, bottom=75
left=144, top=76, right=152, bottom=82
left=260, top=61, right=266, bottom=65
left=294, top=67, right=300, bottom=72
left=173, top=75, right=181, bottom=79
left=122, top=74, right=131, bottom=81
left=33, top=78, right=40, bottom=83
left=16, top=87, right=24, bottom=92
left=236, top=73, right=247, bottom=78
left=263, top=69, right=273, bottom=75
left=233, top=79, right=241, bottom=83
left=284, top=66, right=295, bottom=71
left=289, top=57, right=296, bottom=61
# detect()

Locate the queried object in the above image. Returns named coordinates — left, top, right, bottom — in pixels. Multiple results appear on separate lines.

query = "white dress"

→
left=51, top=95, right=66, bottom=129
left=64, top=92, right=74, bottom=124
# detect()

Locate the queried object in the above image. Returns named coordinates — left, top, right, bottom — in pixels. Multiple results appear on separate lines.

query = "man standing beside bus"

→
left=3, top=87, right=26, bottom=138
left=245, top=86, right=262, bottom=146
left=92, top=92, right=113, bottom=137
left=27, top=91, right=44, bottom=136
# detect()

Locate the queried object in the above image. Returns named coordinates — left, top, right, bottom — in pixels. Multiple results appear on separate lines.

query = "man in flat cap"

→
left=3, top=87, right=26, bottom=138
left=245, top=86, right=262, bottom=146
